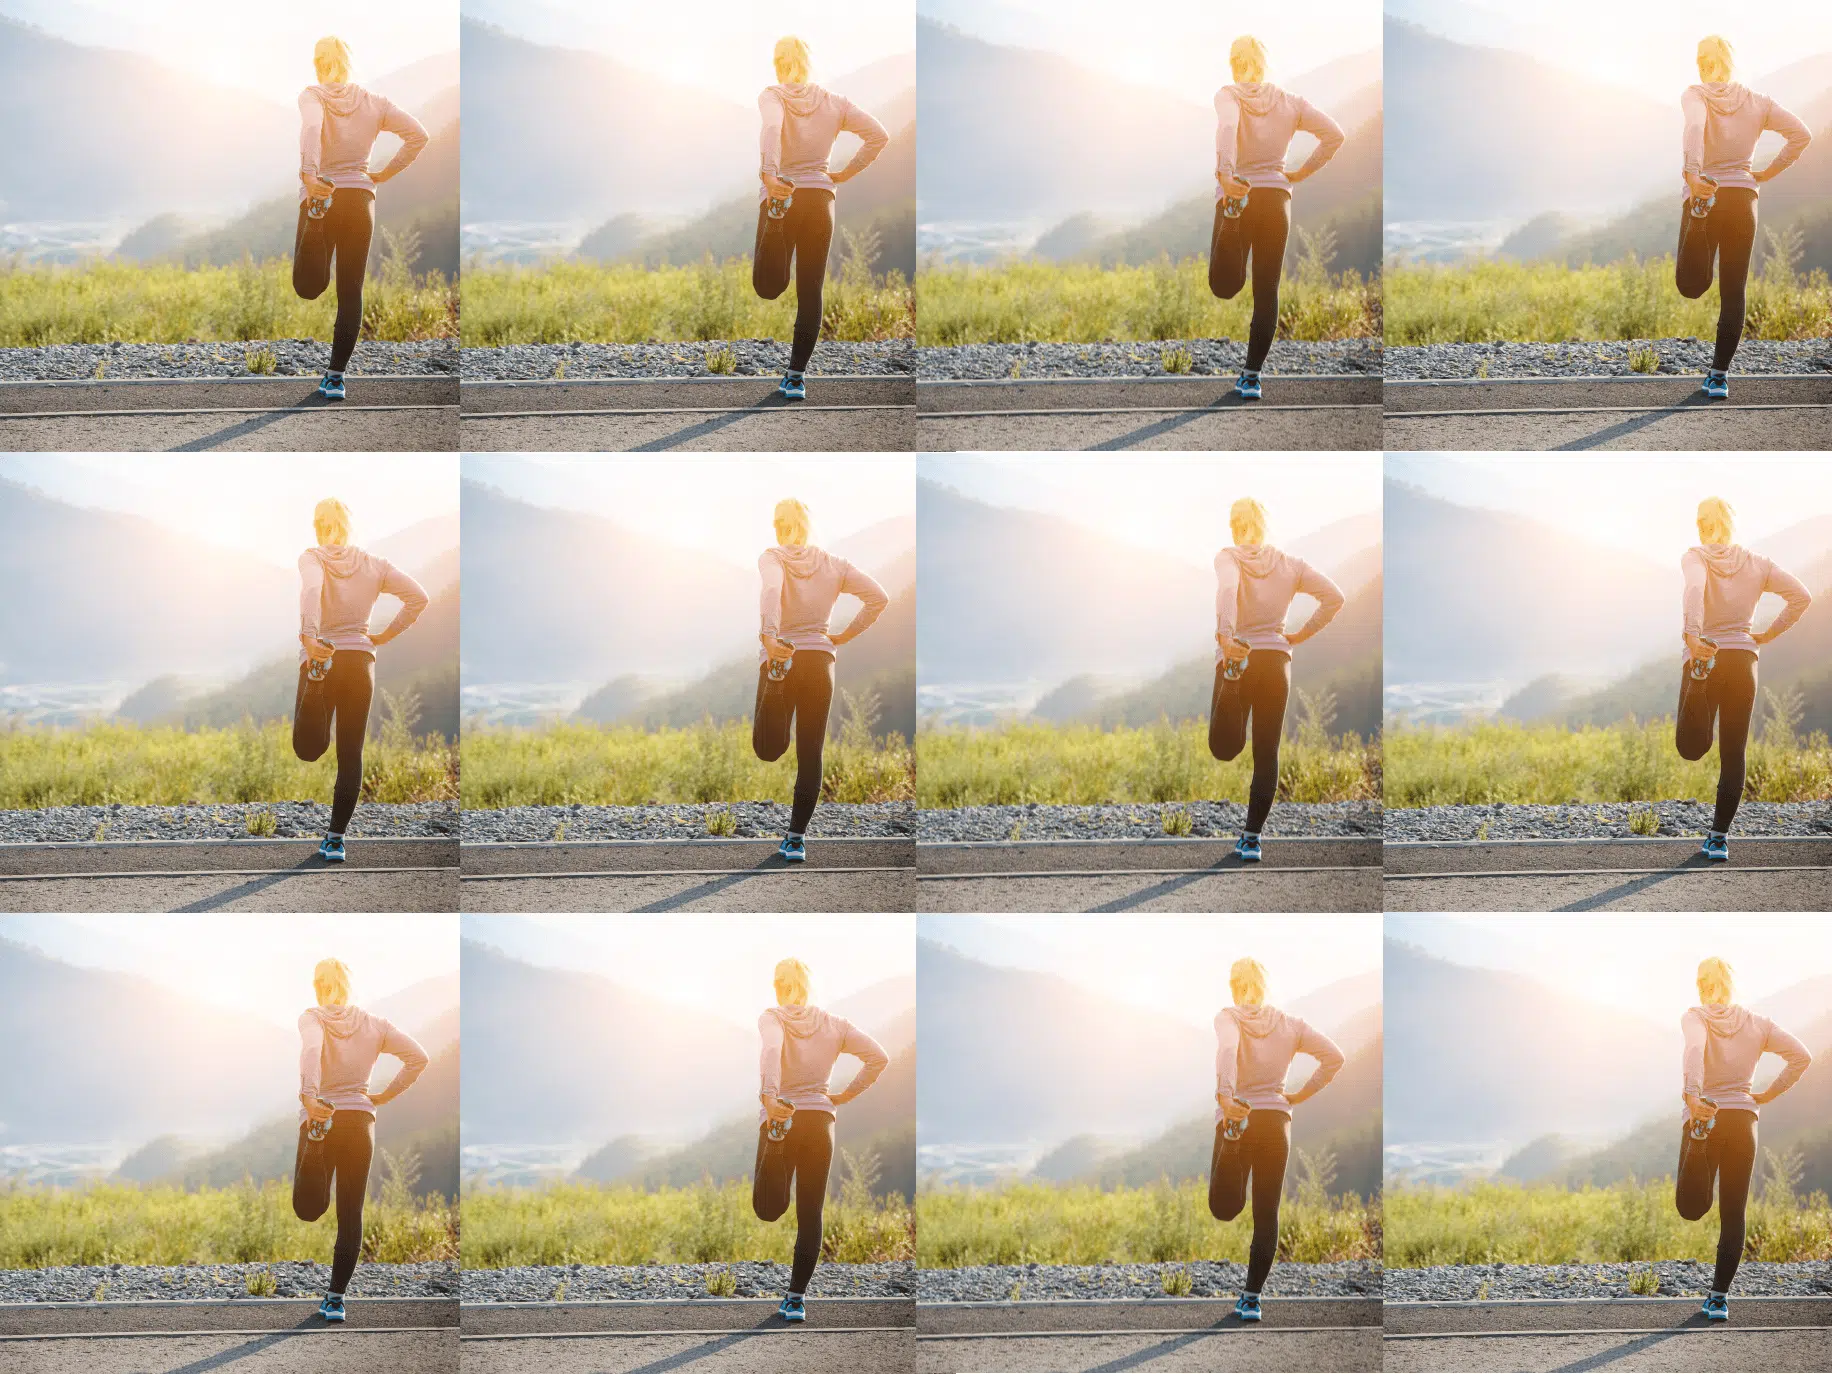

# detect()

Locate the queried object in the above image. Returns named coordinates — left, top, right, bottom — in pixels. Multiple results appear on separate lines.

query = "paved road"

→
left=917, top=376, right=1380, bottom=450
left=1384, top=1296, right=1832, bottom=1372
left=462, top=1298, right=910, bottom=1374
left=919, top=838, right=1381, bottom=912
left=918, top=1297, right=1380, bottom=1373
left=1384, top=375, right=1832, bottom=450
left=462, top=838, right=914, bottom=912
left=460, top=376, right=914, bottom=451
left=0, top=838, right=459, bottom=913
left=1385, top=837, right=1832, bottom=912
left=0, top=1298, right=456, bottom=1374
left=0, top=376, right=457, bottom=451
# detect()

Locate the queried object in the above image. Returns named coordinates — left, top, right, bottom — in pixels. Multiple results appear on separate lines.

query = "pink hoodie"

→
left=1681, top=83, right=1811, bottom=193
left=1215, top=545, right=1345, bottom=659
left=758, top=545, right=889, bottom=662
left=297, top=1004, right=429, bottom=1121
left=758, top=1004, right=889, bottom=1120
left=297, top=83, right=429, bottom=201
left=1682, top=1004, right=1811, bottom=1115
left=758, top=83, right=890, bottom=200
left=1214, top=83, right=1344, bottom=197
left=298, top=545, right=430, bottom=662
left=1680, top=544, right=1812, bottom=656
left=1214, top=1004, right=1345, bottom=1120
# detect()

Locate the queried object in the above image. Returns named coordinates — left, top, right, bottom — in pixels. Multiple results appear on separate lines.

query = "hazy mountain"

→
left=1381, top=0, right=1533, bottom=51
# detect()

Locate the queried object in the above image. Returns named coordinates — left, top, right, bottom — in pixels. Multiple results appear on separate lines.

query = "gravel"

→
left=916, top=340, right=1382, bottom=380
left=0, top=803, right=457, bottom=843
left=1385, top=339, right=1832, bottom=380
left=919, top=1261, right=1382, bottom=1303
left=462, top=1262, right=914, bottom=1302
left=462, top=801, right=912, bottom=842
left=920, top=801, right=1380, bottom=843
left=1385, top=1261, right=1832, bottom=1302
left=461, top=341, right=912, bottom=380
left=0, top=340, right=456, bottom=381
left=1384, top=801, right=1831, bottom=843
left=0, top=1263, right=457, bottom=1302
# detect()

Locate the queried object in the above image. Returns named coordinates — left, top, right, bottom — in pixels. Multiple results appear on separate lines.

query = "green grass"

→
left=1387, top=1180, right=1832, bottom=1267
left=0, top=1179, right=458, bottom=1267
left=917, top=1180, right=1380, bottom=1268
left=917, top=255, right=1379, bottom=345
left=462, top=1180, right=913, bottom=1268
left=1386, top=255, right=1832, bottom=345
left=461, top=719, right=913, bottom=809
left=0, top=241, right=456, bottom=347
left=917, top=719, right=1377, bottom=808
left=0, top=719, right=458, bottom=808
left=1386, top=719, right=1832, bottom=808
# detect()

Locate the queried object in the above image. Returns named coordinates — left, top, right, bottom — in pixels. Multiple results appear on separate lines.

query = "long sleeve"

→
left=1681, top=88, right=1708, bottom=176
left=758, top=1011, right=785, bottom=1098
left=299, top=551, right=326, bottom=639
left=1760, top=1022, right=1813, bottom=1102
left=836, top=562, right=890, bottom=642
left=1214, top=89, right=1241, bottom=181
left=1682, top=1009, right=1708, bottom=1100
left=373, top=98, right=430, bottom=181
left=372, top=1020, right=429, bottom=1104
left=759, top=91, right=786, bottom=179
left=1759, top=560, right=1813, bottom=640
left=298, top=90, right=326, bottom=178
left=1214, top=551, right=1241, bottom=645
left=759, top=552, right=785, bottom=638
left=1681, top=550, right=1708, bottom=637
left=373, top=560, right=430, bottom=644
left=298, top=1011, right=325, bottom=1099
left=1214, top=1011, right=1241, bottom=1104
left=837, top=100, right=890, bottom=178
left=836, top=1019, right=890, bottom=1100
left=1288, top=1020, right=1345, bottom=1104
left=1290, top=98, right=1345, bottom=181
left=1759, top=98, right=1812, bottom=181
left=1290, top=561, right=1346, bottom=644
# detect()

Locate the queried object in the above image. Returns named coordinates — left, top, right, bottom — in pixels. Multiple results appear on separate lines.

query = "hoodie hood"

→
left=308, top=1004, right=370, bottom=1039
left=769, top=82, right=827, bottom=119
left=768, top=544, right=828, bottom=580
left=308, top=82, right=368, bottom=119
left=1692, top=1003, right=1752, bottom=1036
left=1691, top=82, right=1752, bottom=118
left=768, top=1004, right=832, bottom=1039
left=1228, top=1004, right=1286, bottom=1038
left=1227, top=82, right=1283, bottom=119
left=1690, top=543, right=1751, bottom=578
left=309, top=544, right=369, bottom=579
left=1227, top=544, right=1285, bottom=580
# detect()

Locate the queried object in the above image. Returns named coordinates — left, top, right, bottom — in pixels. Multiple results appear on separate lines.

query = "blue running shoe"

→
left=1234, top=1293, right=1262, bottom=1322
left=1702, top=1293, right=1728, bottom=1322
left=318, top=834, right=347, bottom=864
left=1701, top=832, right=1729, bottom=862
left=1702, top=370, right=1728, bottom=400
left=778, top=1294, right=806, bottom=1323
left=318, top=1293, right=346, bottom=1323
left=1235, top=370, right=1262, bottom=400
left=779, top=371, right=807, bottom=401
left=318, top=371, right=346, bottom=401
left=1235, top=833, right=1262, bottom=864
left=779, top=835, right=807, bottom=864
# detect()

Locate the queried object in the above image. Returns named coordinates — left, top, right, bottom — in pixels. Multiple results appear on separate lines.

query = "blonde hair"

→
left=314, top=35, right=353, bottom=85
left=773, top=497, right=811, bottom=547
left=773, top=957, right=811, bottom=1007
left=1696, top=956, right=1735, bottom=1006
left=1230, top=35, right=1268, bottom=84
left=314, top=497, right=351, bottom=547
left=1230, top=496, right=1268, bottom=546
left=1697, top=35, right=1734, bottom=84
left=1696, top=496, right=1735, bottom=546
left=313, top=957, right=352, bottom=1007
left=773, top=35, right=811, bottom=85
left=1229, top=956, right=1268, bottom=1007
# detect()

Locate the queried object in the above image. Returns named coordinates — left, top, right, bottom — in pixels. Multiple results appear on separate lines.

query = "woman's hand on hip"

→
left=1685, top=1093, right=1718, bottom=1123
left=367, top=165, right=395, bottom=185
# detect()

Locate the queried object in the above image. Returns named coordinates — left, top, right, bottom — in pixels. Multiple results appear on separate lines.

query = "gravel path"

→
left=0, top=341, right=457, bottom=381
left=919, top=1261, right=1382, bottom=1302
left=0, top=803, right=457, bottom=843
left=1385, top=801, right=1831, bottom=842
left=921, top=801, right=1380, bottom=843
left=1385, top=1261, right=1832, bottom=1302
left=461, top=341, right=912, bottom=380
left=462, top=1262, right=913, bottom=1302
left=0, top=1263, right=457, bottom=1302
left=917, top=340, right=1381, bottom=380
left=1386, top=339, right=1832, bottom=380
left=462, top=801, right=912, bottom=842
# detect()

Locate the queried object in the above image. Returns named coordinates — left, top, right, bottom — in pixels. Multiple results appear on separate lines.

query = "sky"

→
left=1, top=454, right=458, bottom=570
left=0, top=914, right=457, bottom=1031
left=921, top=0, right=1379, bottom=106
left=921, top=454, right=1381, bottom=568
left=0, top=0, right=456, bottom=103
left=921, top=914, right=1380, bottom=1029
left=1390, top=914, right=1832, bottom=1025
left=464, top=915, right=914, bottom=1033
left=465, top=455, right=914, bottom=562
left=1387, top=453, right=1832, bottom=564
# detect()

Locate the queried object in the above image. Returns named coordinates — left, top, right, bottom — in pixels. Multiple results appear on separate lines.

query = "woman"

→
left=295, top=957, right=430, bottom=1323
left=1676, top=496, right=1811, bottom=861
left=753, top=498, right=889, bottom=862
left=754, top=35, right=890, bottom=402
left=1677, top=956, right=1811, bottom=1322
left=1209, top=36, right=1345, bottom=400
left=1211, top=956, right=1344, bottom=1322
left=295, top=497, right=430, bottom=863
left=1210, top=497, right=1345, bottom=863
left=1677, top=36, right=1811, bottom=399
left=754, top=957, right=889, bottom=1322
left=295, top=35, right=430, bottom=401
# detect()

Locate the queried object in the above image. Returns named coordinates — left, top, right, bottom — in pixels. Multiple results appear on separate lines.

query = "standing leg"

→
left=292, top=1122, right=331, bottom=1222
left=329, top=192, right=376, bottom=374
left=1244, top=192, right=1291, bottom=373
left=788, top=1113, right=835, bottom=1295
left=788, top=654, right=835, bottom=836
left=1244, top=654, right=1291, bottom=835
left=788, top=194, right=835, bottom=374
left=1209, top=201, right=1248, bottom=299
left=1210, top=664, right=1249, bottom=762
left=1711, top=192, right=1757, bottom=372
left=328, top=654, right=375, bottom=836
left=293, top=663, right=332, bottom=763
left=329, top=1113, right=375, bottom=1296
left=1711, top=653, right=1757, bottom=835
left=1711, top=1112, right=1757, bottom=1294
left=1208, top=1122, right=1249, bottom=1221
left=1245, top=1113, right=1291, bottom=1294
